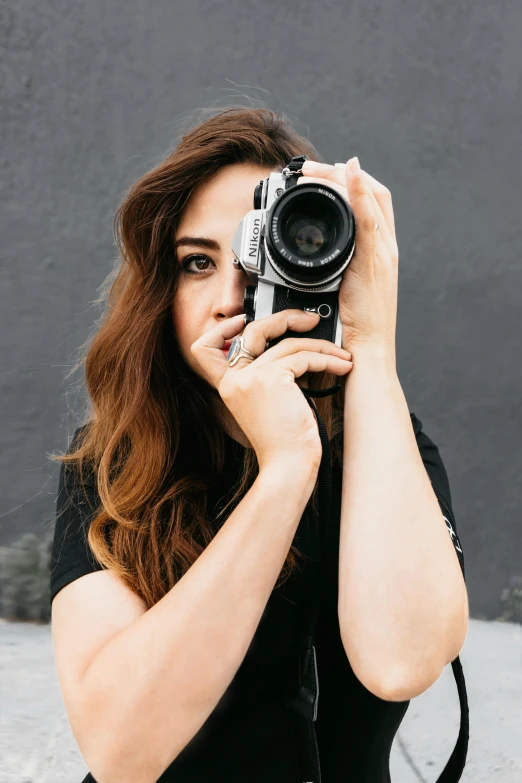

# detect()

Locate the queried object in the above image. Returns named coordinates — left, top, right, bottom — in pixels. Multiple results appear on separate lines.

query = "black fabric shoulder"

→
left=410, top=412, right=466, bottom=580
left=49, top=426, right=105, bottom=605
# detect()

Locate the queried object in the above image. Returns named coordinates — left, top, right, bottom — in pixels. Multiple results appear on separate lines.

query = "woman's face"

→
left=172, top=163, right=273, bottom=387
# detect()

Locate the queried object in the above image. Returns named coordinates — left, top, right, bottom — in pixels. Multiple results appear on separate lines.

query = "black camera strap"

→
left=285, top=383, right=469, bottom=783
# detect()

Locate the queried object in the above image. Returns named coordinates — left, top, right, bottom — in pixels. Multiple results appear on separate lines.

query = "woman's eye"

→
left=180, top=254, right=215, bottom=275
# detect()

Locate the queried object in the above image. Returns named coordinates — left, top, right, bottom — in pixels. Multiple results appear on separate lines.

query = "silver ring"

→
left=227, top=334, right=258, bottom=367
left=375, top=221, right=379, bottom=231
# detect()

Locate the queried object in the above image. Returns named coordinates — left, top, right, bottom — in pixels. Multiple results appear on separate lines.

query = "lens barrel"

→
left=265, top=183, right=355, bottom=285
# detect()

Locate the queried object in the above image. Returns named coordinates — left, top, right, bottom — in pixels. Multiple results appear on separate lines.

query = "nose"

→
left=211, top=259, right=250, bottom=321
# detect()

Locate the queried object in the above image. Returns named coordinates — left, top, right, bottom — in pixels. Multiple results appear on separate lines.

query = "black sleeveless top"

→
left=50, top=413, right=464, bottom=782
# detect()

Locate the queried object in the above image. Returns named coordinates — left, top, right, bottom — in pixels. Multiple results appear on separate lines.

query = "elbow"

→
left=340, top=596, right=470, bottom=703
left=446, top=591, right=470, bottom=663
left=82, top=725, right=174, bottom=783
left=77, top=706, right=163, bottom=783
left=86, top=750, right=162, bottom=783
left=339, top=632, right=440, bottom=702
left=341, top=625, right=468, bottom=704
left=360, top=661, right=445, bottom=702
left=350, top=623, right=469, bottom=703
left=341, top=637, right=445, bottom=702
left=77, top=734, right=124, bottom=783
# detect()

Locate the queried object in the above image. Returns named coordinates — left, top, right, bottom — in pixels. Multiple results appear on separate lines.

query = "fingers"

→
left=344, top=158, right=380, bottom=266
left=190, top=312, right=247, bottom=389
left=360, top=170, right=396, bottom=241
left=195, top=312, right=247, bottom=351
left=346, top=161, right=397, bottom=260
left=228, top=309, right=322, bottom=369
left=253, top=336, right=351, bottom=367
left=278, top=350, right=353, bottom=381
left=190, top=309, right=325, bottom=389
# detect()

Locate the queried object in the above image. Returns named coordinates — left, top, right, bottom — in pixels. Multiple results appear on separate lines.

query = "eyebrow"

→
left=173, top=236, right=222, bottom=252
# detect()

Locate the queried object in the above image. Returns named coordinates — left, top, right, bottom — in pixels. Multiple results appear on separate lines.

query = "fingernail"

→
left=348, top=157, right=360, bottom=175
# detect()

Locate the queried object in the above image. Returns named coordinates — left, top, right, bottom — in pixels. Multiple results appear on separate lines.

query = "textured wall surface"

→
left=1, top=0, right=521, bottom=619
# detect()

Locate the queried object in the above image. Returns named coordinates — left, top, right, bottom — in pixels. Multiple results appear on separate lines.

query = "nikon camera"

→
left=231, top=154, right=356, bottom=350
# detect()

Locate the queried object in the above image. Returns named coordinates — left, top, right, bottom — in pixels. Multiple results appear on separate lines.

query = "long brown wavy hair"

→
left=53, top=106, right=347, bottom=610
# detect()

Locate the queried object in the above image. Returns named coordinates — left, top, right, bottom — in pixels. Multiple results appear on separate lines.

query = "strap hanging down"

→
left=285, top=382, right=469, bottom=783
left=284, top=382, right=339, bottom=783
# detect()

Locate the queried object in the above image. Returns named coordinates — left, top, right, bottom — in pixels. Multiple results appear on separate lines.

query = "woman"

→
left=50, top=107, right=468, bottom=783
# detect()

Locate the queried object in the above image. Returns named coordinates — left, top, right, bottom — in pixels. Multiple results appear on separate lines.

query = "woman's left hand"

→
left=300, top=157, right=399, bottom=360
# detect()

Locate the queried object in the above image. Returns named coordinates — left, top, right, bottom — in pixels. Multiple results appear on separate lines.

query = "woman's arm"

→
left=77, top=458, right=317, bottom=783
left=338, top=345, right=469, bottom=702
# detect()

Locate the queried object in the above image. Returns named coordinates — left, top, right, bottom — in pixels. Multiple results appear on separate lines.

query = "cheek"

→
left=172, top=290, right=202, bottom=358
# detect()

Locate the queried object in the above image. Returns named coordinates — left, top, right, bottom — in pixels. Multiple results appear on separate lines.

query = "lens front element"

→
left=286, top=205, right=336, bottom=258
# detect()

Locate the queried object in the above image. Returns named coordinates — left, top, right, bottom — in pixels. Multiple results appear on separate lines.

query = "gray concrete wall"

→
left=1, top=0, right=520, bottom=619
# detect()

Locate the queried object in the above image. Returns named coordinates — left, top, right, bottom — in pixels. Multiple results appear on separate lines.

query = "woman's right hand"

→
left=190, top=310, right=354, bottom=473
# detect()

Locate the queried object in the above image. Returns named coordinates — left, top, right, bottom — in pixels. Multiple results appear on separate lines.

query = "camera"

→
left=231, top=154, right=356, bottom=349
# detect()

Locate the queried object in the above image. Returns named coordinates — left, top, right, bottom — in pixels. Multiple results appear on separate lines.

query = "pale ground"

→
left=1, top=618, right=521, bottom=782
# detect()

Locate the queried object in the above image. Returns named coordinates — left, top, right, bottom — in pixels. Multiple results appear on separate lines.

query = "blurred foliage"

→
left=0, top=528, right=53, bottom=623
left=497, top=574, right=522, bottom=625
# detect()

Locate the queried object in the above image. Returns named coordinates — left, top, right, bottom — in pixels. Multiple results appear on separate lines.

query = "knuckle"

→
left=258, top=370, right=275, bottom=390
left=321, top=338, right=337, bottom=349
left=362, top=214, right=378, bottom=232
left=308, top=339, right=326, bottom=351
left=354, top=180, right=368, bottom=198
left=234, top=371, right=254, bottom=394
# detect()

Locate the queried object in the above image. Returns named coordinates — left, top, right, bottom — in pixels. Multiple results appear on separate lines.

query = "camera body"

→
left=231, top=155, right=356, bottom=349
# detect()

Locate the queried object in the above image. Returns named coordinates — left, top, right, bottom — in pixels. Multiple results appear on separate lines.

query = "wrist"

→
left=342, top=335, right=397, bottom=374
left=257, top=452, right=319, bottom=489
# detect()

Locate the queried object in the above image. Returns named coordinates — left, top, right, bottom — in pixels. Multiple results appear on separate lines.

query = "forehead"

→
left=176, top=163, right=273, bottom=235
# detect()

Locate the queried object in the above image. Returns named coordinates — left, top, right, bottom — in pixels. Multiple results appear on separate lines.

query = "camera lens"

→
left=286, top=209, right=335, bottom=258
left=265, top=182, right=355, bottom=286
